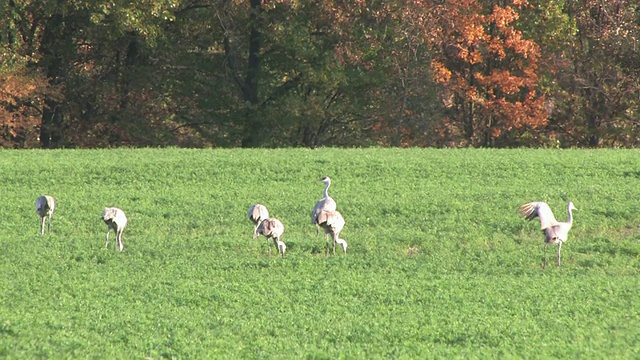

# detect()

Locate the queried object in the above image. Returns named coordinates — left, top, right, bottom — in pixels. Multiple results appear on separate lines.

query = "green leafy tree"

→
left=558, top=0, right=640, bottom=147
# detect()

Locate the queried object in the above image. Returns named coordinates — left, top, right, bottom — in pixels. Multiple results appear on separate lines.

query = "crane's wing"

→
left=260, top=218, right=284, bottom=237
left=248, top=205, right=256, bottom=220
left=43, top=195, right=56, bottom=212
left=311, top=201, right=322, bottom=224
left=46, top=196, right=55, bottom=213
left=35, top=196, right=46, bottom=212
left=312, top=197, right=337, bottom=224
left=272, top=219, right=284, bottom=237
left=115, top=209, right=128, bottom=228
left=547, top=221, right=573, bottom=242
left=260, top=219, right=274, bottom=236
left=318, top=210, right=345, bottom=233
left=518, top=202, right=558, bottom=230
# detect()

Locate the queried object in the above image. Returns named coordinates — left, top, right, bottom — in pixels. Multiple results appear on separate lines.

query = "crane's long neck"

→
left=566, top=205, right=574, bottom=226
left=323, top=181, right=331, bottom=198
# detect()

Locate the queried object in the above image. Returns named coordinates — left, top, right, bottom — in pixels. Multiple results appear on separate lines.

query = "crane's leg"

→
left=557, top=242, right=562, bottom=267
left=333, top=234, right=336, bottom=255
left=117, top=228, right=124, bottom=251
left=105, top=228, right=111, bottom=249
left=325, top=234, right=330, bottom=256
left=273, top=238, right=281, bottom=256
left=40, top=216, right=46, bottom=235
left=47, top=213, right=52, bottom=233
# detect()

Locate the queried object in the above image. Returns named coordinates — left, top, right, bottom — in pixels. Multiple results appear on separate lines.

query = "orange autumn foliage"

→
left=427, top=0, right=548, bottom=145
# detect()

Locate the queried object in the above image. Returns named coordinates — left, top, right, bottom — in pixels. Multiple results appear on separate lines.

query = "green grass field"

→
left=0, top=148, right=639, bottom=358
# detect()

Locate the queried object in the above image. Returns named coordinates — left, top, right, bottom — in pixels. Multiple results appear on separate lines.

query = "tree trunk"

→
left=586, top=81, right=604, bottom=147
left=463, top=100, right=475, bottom=144
left=241, top=0, right=263, bottom=147
left=38, top=13, right=65, bottom=148
left=40, top=99, right=64, bottom=148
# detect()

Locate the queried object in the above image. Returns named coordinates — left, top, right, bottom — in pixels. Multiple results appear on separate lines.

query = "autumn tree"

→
left=1, top=1, right=55, bottom=147
left=2, top=0, right=640, bottom=149
left=428, top=0, right=548, bottom=147
left=2, top=0, right=183, bottom=148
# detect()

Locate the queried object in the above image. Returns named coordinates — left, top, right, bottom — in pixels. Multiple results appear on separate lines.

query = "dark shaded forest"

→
left=1, top=0, right=639, bottom=148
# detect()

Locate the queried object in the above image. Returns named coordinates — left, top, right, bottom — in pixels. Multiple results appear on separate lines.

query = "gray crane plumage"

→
left=255, top=218, right=286, bottom=257
left=519, top=201, right=577, bottom=268
left=102, top=207, right=128, bottom=251
left=35, top=195, right=55, bottom=235
left=316, top=210, right=347, bottom=255
left=248, top=204, right=270, bottom=238
left=311, top=176, right=337, bottom=234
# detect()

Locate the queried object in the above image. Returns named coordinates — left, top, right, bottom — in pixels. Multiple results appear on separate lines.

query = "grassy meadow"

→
left=0, top=148, right=639, bottom=358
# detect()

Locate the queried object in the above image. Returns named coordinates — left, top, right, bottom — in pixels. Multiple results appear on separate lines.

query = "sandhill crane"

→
left=311, top=176, right=337, bottom=234
left=518, top=201, right=577, bottom=268
left=35, top=195, right=55, bottom=235
left=255, top=218, right=286, bottom=256
left=248, top=204, right=270, bottom=238
left=316, top=210, right=347, bottom=255
left=102, top=207, right=128, bottom=251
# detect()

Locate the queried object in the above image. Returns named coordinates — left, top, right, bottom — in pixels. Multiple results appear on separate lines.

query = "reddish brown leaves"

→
left=427, top=0, right=548, bottom=145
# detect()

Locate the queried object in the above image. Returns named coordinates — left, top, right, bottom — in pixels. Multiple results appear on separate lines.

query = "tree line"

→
left=1, top=0, right=639, bottom=148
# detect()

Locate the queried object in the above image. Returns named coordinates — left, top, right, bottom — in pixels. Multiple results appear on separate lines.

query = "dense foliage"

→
left=0, top=148, right=639, bottom=357
left=1, top=0, right=639, bottom=148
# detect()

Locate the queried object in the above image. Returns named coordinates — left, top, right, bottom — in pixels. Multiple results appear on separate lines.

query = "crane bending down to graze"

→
left=102, top=207, right=128, bottom=251
left=255, top=218, right=286, bottom=256
left=334, top=237, right=348, bottom=254
left=35, top=195, right=56, bottom=235
left=518, top=201, right=577, bottom=268
left=311, top=176, right=337, bottom=235
left=317, top=210, right=348, bottom=255
left=248, top=204, right=270, bottom=238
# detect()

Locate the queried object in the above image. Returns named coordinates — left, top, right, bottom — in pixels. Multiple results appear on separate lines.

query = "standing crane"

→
left=35, top=195, right=56, bottom=235
left=311, top=176, right=337, bottom=234
left=248, top=204, right=270, bottom=238
left=316, top=210, right=347, bottom=255
left=102, top=207, right=128, bottom=252
left=518, top=201, right=577, bottom=268
left=255, top=218, right=286, bottom=257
